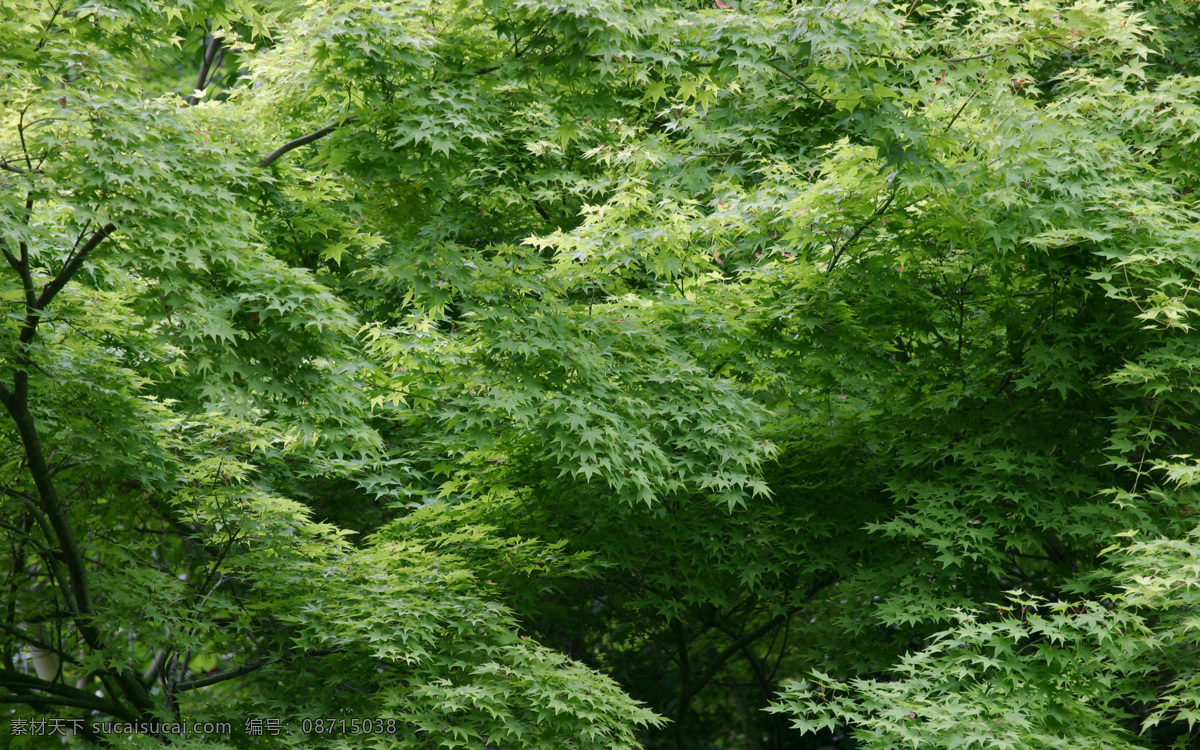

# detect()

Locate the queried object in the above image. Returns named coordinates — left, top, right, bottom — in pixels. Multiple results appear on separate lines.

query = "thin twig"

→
left=826, top=178, right=901, bottom=273
left=765, top=61, right=831, bottom=108
left=943, top=92, right=977, bottom=134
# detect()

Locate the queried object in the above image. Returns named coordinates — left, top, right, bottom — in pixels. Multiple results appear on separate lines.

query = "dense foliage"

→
left=3, top=0, right=1200, bottom=747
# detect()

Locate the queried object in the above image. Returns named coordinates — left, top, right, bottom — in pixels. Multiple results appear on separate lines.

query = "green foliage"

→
left=6, top=0, right=1200, bottom=747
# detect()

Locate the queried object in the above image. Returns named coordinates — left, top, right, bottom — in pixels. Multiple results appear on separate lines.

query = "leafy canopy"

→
left=4, top=0, right=1200, bottom=748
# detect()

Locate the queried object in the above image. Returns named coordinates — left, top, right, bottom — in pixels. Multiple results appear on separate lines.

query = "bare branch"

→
left=259, top=121, right=350, bottom=168
left=0, top=518, right=40, bottom=543
left=0, top=623, right=79, bottom=665
left=827, top=179, right=901, bottom=273
left=175, top=658, right=268, bottom=692
left=0, top=160, right=42, bottom=175
left=32, top=1, right=65, bottom=54
left=0, top=241, right=19, bottom=278
left=0, top=669, right=138, bottom=719
left=189, top=33, right=224, bottom=106
left=142, top=648, right=170, bottom=684
left=35, top=223, right=116, bottom=314
left=943, top=92, right=977, bottom=134
left=176, top=648, right=336, bottom=692
left=0, top=692, right=132, bottom=716
left=765, top=60, right=831, bottom=108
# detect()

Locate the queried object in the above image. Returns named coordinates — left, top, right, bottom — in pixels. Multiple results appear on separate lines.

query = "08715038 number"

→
left=300, top=718, right=397, bottom=734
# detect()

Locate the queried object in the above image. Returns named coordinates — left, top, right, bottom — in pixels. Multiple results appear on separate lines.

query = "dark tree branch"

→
left=0, top=623, right=78, bottom=665
left=472, top=64, right=503, bottom=77
left=253, top=31, right=542, bottom=170
left=0, top=352, right=156, bottom=719
left=1, top=216, right=37, bottom=331
left=687, top=612, right=790, bottom=700
left=0, top=669, right=139, bottom=720
left=35, top=223, right=116, bottom=315
left=67, top=220, right=94, bottom=257
left=0, top=691, right=134, bottom=716
left=259, top=121, right=350, bottom=168
left=827, top=179, right=901, bottom=273
left=767, top=617, right=791, bottom=684
left=765, top=60, right=831, bottom=108
left=18, top=105, right=34, bottom=172
left=1, top=668, right=99, bottom=703
left=675, top=576, right=836, bottom=725
left=0, top=240, right=21, bottom=276
left=0, top=486, right=45, bottom=517
left=0, top=518, right=41, bottom=544
left=175, top=658, right=268, bottom=692
left=173, top=645, right=337, bottom=695
left=673, top=620, right=691, bottom=750
left=0, top=487, right=73, bottom=598
left=0, top=397, right=89, bottom=626
left=0, top=160, right=42, bottom=175
left=142, top=648, right=169, bottom=685
left=48, top=458, right=87, bottom=477
left=32, top=1, right=65, bottom=54
left=943, top=92, right=977, bottom=134
left=189, top=33, right=223, bottom=106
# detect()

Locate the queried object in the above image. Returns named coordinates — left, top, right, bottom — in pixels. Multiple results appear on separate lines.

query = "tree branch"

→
left=259, top=121, right=350, bottom=168
left=943, top=92, right=977, bottom=134
left=0, top=692, right=133, bottom=716
left=0, top=623, right=78, bottom=666
left=0, top=518, right=41, bottom=544
left=174, top=645, right=337, bottom=693
left=32, top=1, right=65, bottom=55
left=142, top=648, right=169, bottom=684
left=0, top=397, right=89, bottom=625
left=174, top=658, right=268, bottom=692
left=827, top=179, right=901, bottom=273
left=0, top=669, right=140, bottom=720
left=676, top=577, right=836, bottom=715
left=189, top=33, right=223, bottom=106
left=0, top=160, right=42, bottom=175
left=765, top=60, right=831, bottom=108
left=0, top=241, right=21, bottom=276
left=0, top=370, right=158, bottom=719
left=686, top=612, right=790, bottom=701
left=35, top=223, right=116, bottom=314
left=1, top=669, right=95, bottom=702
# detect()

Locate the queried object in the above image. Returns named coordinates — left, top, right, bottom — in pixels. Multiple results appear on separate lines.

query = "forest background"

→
left=4, top=0, right=1200, bottom=748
